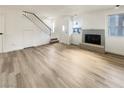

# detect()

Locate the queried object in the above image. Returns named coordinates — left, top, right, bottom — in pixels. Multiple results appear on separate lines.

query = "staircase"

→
left=22, top=11, right=59, bottom=44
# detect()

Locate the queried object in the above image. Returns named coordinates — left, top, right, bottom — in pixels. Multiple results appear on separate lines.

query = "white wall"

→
left=81, top=13, right=105, bottom=29
left=0, top=8, right=51, bottom=53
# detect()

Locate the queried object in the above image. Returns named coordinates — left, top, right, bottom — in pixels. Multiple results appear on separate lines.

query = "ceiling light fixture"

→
left=115, top=5, right=120, bottom=9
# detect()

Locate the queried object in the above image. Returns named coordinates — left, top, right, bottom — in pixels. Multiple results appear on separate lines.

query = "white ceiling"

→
left=0, top=5, right=123, bottom=16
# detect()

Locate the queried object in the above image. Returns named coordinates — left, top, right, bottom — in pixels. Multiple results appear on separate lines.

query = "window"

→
left=108, top=14, right=124, bottom=36
left=73, top=28, right=81, bottom=33
left=73, top=21, right=81, bottom=33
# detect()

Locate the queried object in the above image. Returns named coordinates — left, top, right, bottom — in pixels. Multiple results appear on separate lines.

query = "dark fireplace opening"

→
left=85, top=34, right=101, bottom=45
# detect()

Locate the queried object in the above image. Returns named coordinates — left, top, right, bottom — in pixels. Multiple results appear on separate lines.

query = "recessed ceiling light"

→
left=115, top=5, right=120, bottom=9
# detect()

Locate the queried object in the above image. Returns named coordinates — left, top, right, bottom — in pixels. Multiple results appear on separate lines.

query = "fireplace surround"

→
left=80, top=29, right=105, bottom=53
left=82, top=29, right=105, bottom=46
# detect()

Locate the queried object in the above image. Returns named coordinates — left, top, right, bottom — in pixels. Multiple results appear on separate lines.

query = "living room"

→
left=0, top=5, right=124, bottom=88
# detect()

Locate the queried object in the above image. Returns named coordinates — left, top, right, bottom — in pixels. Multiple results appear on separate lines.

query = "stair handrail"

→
left=23, top=11, right=52, bottom=36
left=23, top=14, right=48, bottom=33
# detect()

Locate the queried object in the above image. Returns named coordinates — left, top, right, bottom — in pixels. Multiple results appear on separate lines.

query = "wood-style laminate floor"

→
left=0, top=43, right=124, bottom=88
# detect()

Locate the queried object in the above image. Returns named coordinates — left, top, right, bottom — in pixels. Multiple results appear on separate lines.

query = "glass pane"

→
left=108, top=14, right=124, bottom=36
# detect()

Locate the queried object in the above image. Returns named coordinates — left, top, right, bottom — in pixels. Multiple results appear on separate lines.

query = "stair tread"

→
left=50, top=40, right=59, bottom=42
left=50, top=38, right=58, bottom=40
left=50, top=39, right=59, bottom=41
left=50, top=39, right=59, bottom=44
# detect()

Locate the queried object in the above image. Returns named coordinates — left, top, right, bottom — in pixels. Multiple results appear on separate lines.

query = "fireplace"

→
left=85, top=34, right=101, bottom=45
